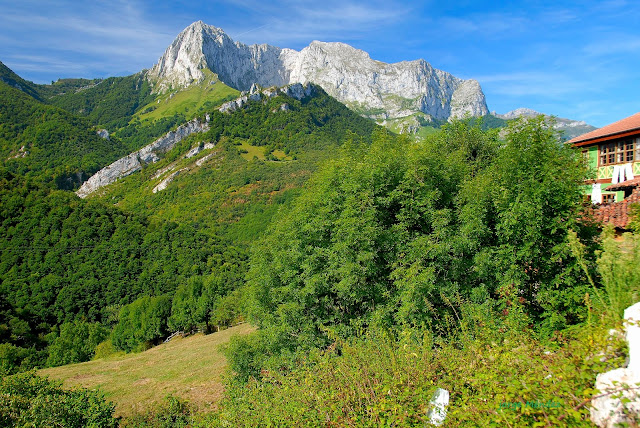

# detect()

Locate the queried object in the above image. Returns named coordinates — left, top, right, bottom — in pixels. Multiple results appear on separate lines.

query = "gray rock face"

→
left=185, top=142, right=215, bottom=159
left=591, top=302, right=640, bottom=427
left=147, top=21, right=488, bottom=121
left=96, top=129, right=110, bottom=140
left=495, top=108, right=597, bottom=140
left=76, top=118, right=209, bottom=198
left=218, top=82, right=315, bottom=114
left=152, top=168, right=187, bottom=193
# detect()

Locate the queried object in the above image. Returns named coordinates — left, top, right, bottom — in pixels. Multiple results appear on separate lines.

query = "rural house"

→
left=568, top=112, right=640, bottom=230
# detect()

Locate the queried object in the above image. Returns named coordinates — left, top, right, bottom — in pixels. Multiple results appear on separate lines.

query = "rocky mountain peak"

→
left=494, top=108, right=597, bottom=139
left=497, top=107, right=541, bottom=119
left=147, top=21, right=489, bottom=121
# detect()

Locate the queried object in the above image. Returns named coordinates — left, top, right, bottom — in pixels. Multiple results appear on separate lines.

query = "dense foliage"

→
left=212, top=120, right=639, bottom=427
left=0, top=81, right=128, bottom=189
left=46, top=320, right=109, bottom=367
left=3, top=58, right=634, bottom=426
left=47, top=74, right=156, bottom=130
left=112, top=295, right=172, bottom=352
left=217, top=313, right=626, bottom=427
left=0, top=171, right=245, bottom=371
left=0, top=371, right=119, bottom=427
left=0, top=61, right=44, bottom=101
left=98, top=87, right=379, bottom=243
left=0, top=81, right=379, bottom=375
left=230, top=118, right=594, bottom=380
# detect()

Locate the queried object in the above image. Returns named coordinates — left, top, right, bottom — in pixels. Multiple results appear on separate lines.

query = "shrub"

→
left=112, top=295, right=172, bottom=352
left=0, top=371, right=118, bottom=427
left=46, top=320, right=109, bottom=367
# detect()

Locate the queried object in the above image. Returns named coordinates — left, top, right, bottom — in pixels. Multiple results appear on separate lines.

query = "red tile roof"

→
left=569, top=112, right=640, bottom=146
left=589, top=187, right=640, bottom=229
left=606, top=177, right=640, bottom=191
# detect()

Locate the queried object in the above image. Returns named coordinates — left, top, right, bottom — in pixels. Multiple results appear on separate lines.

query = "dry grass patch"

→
left=40, top=323, right=254, bottom=417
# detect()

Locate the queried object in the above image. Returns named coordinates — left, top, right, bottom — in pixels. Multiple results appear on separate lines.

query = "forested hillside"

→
left=93, top=85, right=378, bottom=243
left=212, top=118, right=638, bottom=427
left=0, top=170, right=246, bottom=372
left=0, top=69, right=380, bottom=381
left=1, top=58, right=638, bottom=427
left=46, top=74, right=156, bottom=131
left=224, top=118, right=595, bottom=380
left=0, top=81, right=128, bottom=189
left=0, top=61, right=44, bottom=101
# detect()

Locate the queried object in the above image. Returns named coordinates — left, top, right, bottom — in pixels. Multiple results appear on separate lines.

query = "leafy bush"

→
left=93, top=339, right=122, bottom=360
left=46, top=320, right=109, bottom=367
left=211, top=288, right=244, bottom=330
left=0, top=371, right=119, bottom=427
left=217, top=302, right=626, bottom=427
left=112, top=295, right=172, bottom=352
left=0, top=343, right=42, bottom=376
left=233, top=118, right=592, bottom=380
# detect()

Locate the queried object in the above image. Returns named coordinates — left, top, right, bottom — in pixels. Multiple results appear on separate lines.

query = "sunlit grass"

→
left=135, top=71, right=239, bottom=122
left=40, top=323, right=254, bottom=417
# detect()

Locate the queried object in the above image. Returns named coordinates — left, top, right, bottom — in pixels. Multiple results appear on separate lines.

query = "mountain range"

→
left=147, top=21, right=489, bottom=123
left=144, top=21, right=594, bottom=138
left=1, top=20, right=594, bottom=141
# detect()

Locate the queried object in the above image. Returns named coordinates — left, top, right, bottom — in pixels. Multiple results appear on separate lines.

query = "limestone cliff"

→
left=76, top=118, right=209, bottom=198
left=147, top=21, right=488, bottom=121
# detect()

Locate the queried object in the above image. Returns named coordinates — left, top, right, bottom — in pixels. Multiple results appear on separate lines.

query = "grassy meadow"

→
left=40, top=324, right=254, bottom=417
left=134, top=71, right=239, bottom=122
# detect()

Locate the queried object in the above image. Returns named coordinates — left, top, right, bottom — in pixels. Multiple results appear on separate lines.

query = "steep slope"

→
left=147, top=21, right=489, bottom=122
left=46, top=73, right=156, bottom=130
left=41, top=68, right=240, bottom=157
left=0, top=171, right=240, bottom=374
left=87, top=83, right=380, bottom=244
left=495, top=108, right=597, bottom=140
left=76, top=117, right=210, bottom=197
left=0, top=80, right=127, bottom=189
left=1, top=60, right=145, bottom=130
left=0, top=60, right=43, bottom=101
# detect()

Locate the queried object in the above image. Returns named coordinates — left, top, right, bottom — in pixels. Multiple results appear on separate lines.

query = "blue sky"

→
left=0, top=0, right=638, bottom=127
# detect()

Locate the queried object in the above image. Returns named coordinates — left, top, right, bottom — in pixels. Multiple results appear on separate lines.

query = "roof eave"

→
left=569, top=127, right=640, bottom=147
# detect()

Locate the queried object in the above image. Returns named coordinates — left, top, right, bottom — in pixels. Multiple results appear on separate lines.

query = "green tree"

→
left=0, top=371, right=118, bottom=427
left=46, top=320, right=109, bottom=367
left=112, top=295, right=171, bottom=352
left=168, top=277, right=207, bottom=334
left=234, top=119, right=591, bottom=379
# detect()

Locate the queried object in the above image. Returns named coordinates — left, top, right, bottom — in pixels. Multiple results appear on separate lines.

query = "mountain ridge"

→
left=147, top=21, right=489, bottom=122
left=494, top=107, right=597, bottom=139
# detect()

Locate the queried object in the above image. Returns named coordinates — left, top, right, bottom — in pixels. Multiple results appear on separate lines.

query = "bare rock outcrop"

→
left=591, top=302, right=640, bottom=427
left=218, top=83, right=314, bottom=114
left=76, top=118, right=209, bottom=198
left=152, top=168, right=187, bottom=193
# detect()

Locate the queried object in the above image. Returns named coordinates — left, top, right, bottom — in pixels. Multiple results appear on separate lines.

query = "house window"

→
left=599, top=140, right=635, bottom=165
left=581, top=149, right=589, bottom=163
left=602, top=193, right=616, bottom=204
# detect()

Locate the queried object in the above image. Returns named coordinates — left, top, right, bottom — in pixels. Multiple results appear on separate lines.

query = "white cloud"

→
left=583, top=36, right=640, bottom=57
left=219, top=0, right=411, bottom=46
left=0, top=0, right=176, bottom=78
left=477, top=71, right=585, bottom=98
